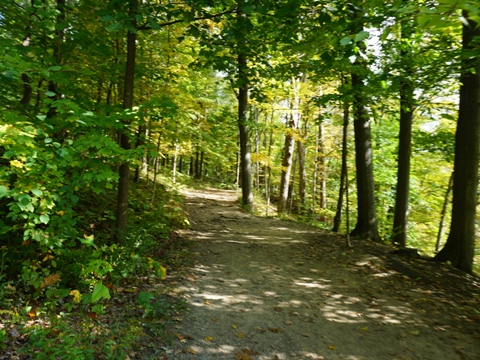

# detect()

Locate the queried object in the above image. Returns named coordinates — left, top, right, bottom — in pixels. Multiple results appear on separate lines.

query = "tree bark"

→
left=237, top=53, right=254, bottom=211
left=278, top=113, right=296, bottom=213
left=435, top=14, right=480, bottom=273
left=115, top=0, right=137, bottom=238
left=350, top=71, right=381, bottom=241
left=436, top=172, right=453, bottom=252
left=333, top=99, right=350, bottom=232
left=392, top=10, right=415, bottom=247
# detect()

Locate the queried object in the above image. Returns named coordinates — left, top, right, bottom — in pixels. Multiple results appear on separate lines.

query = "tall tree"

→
left=435, top=12, right=479, bottom=273
left=115, top=0, right=138, bottom=237
left=349, top=4, right=381, bottom=241
left=392, top=4, right=415, bottom=247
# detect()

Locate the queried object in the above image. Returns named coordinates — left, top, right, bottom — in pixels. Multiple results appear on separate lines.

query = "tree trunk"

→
left=436, top=172, right=454, bottom=252
left=318, top=120, right=327, bottom=212
left=392, top=10, right=415, bottom=247
left=116, top=1, right=137, bottom=238
left=435, top=14, right=480, bottom=273
left=333, top=99, right=350, bottom=232
left=278, top=113, right=296, bottom=213
left=297, top=119, right=307, bottom=212
left=350, top=71, right=381, bottom=241
left=237, top=52, right=254, bottom=211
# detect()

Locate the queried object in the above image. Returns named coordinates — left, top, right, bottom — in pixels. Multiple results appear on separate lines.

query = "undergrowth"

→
left=0, top=177, right=191, bottom=358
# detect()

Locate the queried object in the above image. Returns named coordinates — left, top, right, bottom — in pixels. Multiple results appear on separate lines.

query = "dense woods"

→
left=0, top=0, right=479, bottom=356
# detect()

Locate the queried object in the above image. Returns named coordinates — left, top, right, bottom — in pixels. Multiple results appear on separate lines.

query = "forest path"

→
left=166, top=188, right=480, bottom=360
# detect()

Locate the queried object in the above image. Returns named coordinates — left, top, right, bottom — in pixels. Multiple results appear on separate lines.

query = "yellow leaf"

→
left=187, top=348, right=197, bottom=355
left=328, top=345, right=336, bottom=350
left=236, top=333, right=244, bottom=338
left=158, top=265, right=167, bottom=280
left=231, top=324, right=237, bottom=329
left=40, top=273, right=61, bottom=289
left=204, top=337, right=214, bottom=341
left=361, top=326, right=369, bottom=331
left=69, top=290, right=82, bottom=303
left=42, top=254, right=54, bottom=262
left=10, top=160, right=24, bottom=168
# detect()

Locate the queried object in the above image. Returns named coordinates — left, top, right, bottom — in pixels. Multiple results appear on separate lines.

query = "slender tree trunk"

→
left=318, top=120, right=327, bottom=212
left=297, top=118, right=307, bottom=212
left=435, top=14, right=480, bottom=273
left=333, top=99, right=350, bottom=232
left=436, top=172, right=454, bottom=252
left=312, top=123, right=319, bottom=214
left=392, top=11, right=415, bottom=247
left=172, top=139, right=178, bottom=183
left=116, top=1, right=137, bottom=237
left=278, top=113, right=296, bottom=213
left=237, top=52, right=254, bottom=211
left=254, top=107, right=261, bottom=192
left=288, top=149, right=298, bottom=213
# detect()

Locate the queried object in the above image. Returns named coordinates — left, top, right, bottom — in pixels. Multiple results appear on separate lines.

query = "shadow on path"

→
left=167, top=189, right=480, bottom=360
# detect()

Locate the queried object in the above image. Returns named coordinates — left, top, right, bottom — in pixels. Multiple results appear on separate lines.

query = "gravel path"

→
left=166, top=188, right=480, bottom=360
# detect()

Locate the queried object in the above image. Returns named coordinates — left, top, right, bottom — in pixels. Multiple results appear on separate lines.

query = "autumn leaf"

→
left=10, top=160, right=24, bottom=168
left=28, top=308, right=37, bottom=318
left=187, top=348, right=197, bottom=355
left=236, top=333, right=244, bottom=338
left=328, top=345, right=336, bottom=350
left=40, top=273, right=61, bottom=289
left=204, top=337, right=214, bottom=341
left=69, top=290, right=82, bottom=303
left=268, top=327, right=283, bottom=333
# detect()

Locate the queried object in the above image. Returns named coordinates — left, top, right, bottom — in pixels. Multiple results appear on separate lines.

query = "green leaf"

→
left=39, top=214, right=50, bottom=224
left=48, top=66, right=62, bottom=71
left=31, top=189, right=43, bottom=197
left=45, top=91, right=56, bottom=97
left=91, top=281, right=110, bottom=303
left=0, top=186, right=9, bottom=199
left=355, top=30, right=369, bottom=42
left=106, top=22, right=122, bottom=32
left=80, top=234, right=94, bottom=247
left=340, top=37, right=352, bottom=46
left=37, top=115, right=47, bottom=121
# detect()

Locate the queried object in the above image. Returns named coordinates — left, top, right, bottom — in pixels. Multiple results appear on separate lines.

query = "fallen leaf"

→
left=268, top=327, right=283, bottom=333
left=176, top=334, right=185, bottom=340
left=87, top=312, right=97, bottom=319
left=361, top=326, right=369, bottom=331
left=204, top=300, right=210, bottom=305
left=231, top=324, right=237, bottom=329
left=328, top=345, right=336, bottom=350
left=187, top=348, right=197, bottom=355
left=236, top=333, right=244, bottom=338
left=40, top=273, right=61, bottom=289
left=235, top=354, right=252, bottom=360
left=28, top=308, right=37, bottom=318
left=274, top=306, right=282, bottom=312
left=204, top=337, right=214, bottom=341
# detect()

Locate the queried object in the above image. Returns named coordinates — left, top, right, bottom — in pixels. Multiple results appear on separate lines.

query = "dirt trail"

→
left=166, top=188, right=480, bottom=360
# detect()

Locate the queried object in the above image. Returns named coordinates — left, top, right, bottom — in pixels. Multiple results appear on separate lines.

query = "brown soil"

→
left=165, top=188, right=480, bottom=360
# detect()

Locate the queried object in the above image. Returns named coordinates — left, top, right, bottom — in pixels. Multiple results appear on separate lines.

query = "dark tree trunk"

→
left=115, top=1, right=137, bottom=238
left=436, top=172, right=454, bottom=252
left=435, top=14, right=480, bottom=273
left=350, top=72, right=381, bottom=241
left=392, top=11, right=415, bottom=247
left=333, top=99, right=350, bottom=232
